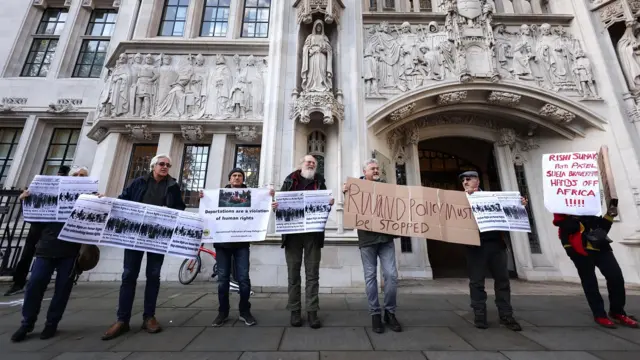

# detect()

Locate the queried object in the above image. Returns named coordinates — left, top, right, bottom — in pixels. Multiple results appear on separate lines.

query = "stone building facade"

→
left=2, top=0, right=640, bottom=288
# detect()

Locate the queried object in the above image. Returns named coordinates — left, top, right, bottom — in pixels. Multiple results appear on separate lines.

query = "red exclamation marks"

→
left=566, top=199, right=570, bottom=207
left=570, top=199, right=574, bottom=207
left=580, top=199, right=585, bottom=207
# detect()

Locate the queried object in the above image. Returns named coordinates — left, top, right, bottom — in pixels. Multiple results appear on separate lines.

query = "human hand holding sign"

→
left=521, top=197, right=528, bottom=207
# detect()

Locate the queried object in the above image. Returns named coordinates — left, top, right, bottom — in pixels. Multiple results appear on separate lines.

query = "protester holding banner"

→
left=460, top=170, right=524, bottom=331
left=272, top=154, right=334, bottom=329
left=343, top=158, right=401, bottom=334
left=199, top=167, right=257, bottom=327
left=103, top=154, right=186, bottom=341
left=11, top=166, right=89, bottom=342
left=552, top=206, right=638, bottom=328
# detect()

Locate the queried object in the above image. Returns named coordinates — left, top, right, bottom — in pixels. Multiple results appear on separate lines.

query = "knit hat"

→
left=228, top=167, right=245, bottom=181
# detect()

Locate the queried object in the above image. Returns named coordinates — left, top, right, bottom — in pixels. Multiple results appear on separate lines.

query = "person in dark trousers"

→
left=102, top=154, right=186, bottom=341
left=461, top=170, right=524, bottom=331
left=343, top=158, right=401, bottom=333
left=11, top=166, right=88, bottom=342
left=199, top=167, right=257, bottom=327
left=553, top=205, right=638, bottom=328
left=271, top=155, right=334, bottom=329
left=4, top=166, right=70, bottom=297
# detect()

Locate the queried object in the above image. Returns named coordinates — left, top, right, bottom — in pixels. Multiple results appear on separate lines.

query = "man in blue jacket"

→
left=102, top=154, right=186, bottom=340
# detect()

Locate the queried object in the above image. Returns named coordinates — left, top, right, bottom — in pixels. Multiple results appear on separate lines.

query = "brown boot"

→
left=142, top=316, right=163, bottom=334
left=102, top=321, right=130, bottom=341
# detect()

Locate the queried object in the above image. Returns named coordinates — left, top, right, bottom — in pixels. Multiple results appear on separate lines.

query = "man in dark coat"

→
left=461, top=170, right=524, bottom=331
left=102, top=154, right=186, bottom=341
left=11, top=166, right=87, bottom=342
left=272, top=155, right=334, bottom=328
left=200, top=167, right=256, bottom=327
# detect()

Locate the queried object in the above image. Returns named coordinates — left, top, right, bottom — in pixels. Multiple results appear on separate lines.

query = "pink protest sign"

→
left=542, top=151, right=602, bottom=216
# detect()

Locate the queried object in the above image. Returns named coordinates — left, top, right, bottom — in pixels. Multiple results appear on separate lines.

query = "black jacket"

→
left=280, top=170, right=327, bottom=248
left=356, top=176, right=395, bottom=248
left=35, top=222, right=81, bottom=259
left=119, top=173, right=186, bottom=210
left=214, top=184, right=250, bottom=249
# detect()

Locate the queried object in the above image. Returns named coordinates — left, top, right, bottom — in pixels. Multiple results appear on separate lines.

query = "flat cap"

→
left=458, top=170, right=479, bottom=181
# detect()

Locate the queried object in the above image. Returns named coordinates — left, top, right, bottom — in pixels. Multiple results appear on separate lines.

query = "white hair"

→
left=150, top=154, right=172, bottom=171
left=363, top=158, right=379, bottom=171
left=69, top=165, right=89, bottom=176
left=297, top=154, right=316, bottom=169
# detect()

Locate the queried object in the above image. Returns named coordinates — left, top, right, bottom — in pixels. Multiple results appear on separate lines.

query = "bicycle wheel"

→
left=178, top=255, right=201, bottom=285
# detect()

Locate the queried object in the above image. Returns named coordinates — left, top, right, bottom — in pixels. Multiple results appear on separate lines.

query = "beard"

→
left=301, top=167, right=316, bottom=179
left=372, top=174, right=380, bottom=181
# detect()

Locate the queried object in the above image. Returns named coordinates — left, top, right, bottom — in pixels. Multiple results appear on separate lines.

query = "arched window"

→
left=307, top=131, right=326, bottom=176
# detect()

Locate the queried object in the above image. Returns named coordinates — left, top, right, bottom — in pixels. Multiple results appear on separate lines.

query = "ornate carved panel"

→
left=235, top=125, right=259, bottom=142
left=539, top=104, right=576, bottom=123
left=294, top=0, right=345, bottom=25
left=488, top=91, right=521, bottom=107
left=437, top=91, right=467, bottom=105
left=388, top=102, right=416, bottom=121
left=180, top=125, right=203, bottom=141
left=125, top=124, right=152, bottom=140
left=0, top=97, right=27, bottom=113
left=47, top=98, right=82, bottom=114
left=98, top=53, right=267, bottom=121
left=497, top=128, right=516, bottom=147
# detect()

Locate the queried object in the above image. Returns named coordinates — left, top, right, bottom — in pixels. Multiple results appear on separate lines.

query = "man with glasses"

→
left=102, top=154, right=186, bottom=341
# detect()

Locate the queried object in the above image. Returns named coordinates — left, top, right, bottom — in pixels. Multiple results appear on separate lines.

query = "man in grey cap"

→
left=460, top=170, right=526, bottom=331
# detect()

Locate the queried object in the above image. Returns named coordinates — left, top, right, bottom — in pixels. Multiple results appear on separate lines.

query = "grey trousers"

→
left=360, top=241, right=398, bottom=315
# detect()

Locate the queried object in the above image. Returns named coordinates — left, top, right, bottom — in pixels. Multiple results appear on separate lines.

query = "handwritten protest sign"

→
left=542, top=151, right=601, bottom=216
left=343, top=178, right=480, bottom=246
left=598, top=145, right=617, bottom=209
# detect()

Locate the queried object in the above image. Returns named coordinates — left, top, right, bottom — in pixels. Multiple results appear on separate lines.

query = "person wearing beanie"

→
left=199, top=167, right=256, bottom=328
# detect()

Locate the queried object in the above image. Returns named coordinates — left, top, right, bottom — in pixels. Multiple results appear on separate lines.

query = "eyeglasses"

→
left=157, top=162, right=172, bottom=168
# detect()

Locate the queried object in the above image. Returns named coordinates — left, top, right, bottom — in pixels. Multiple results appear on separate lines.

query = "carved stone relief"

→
left=539, top=104, right=576, bottom=123
left=47, top=98, right=82, bottom=114
left=521, top=136, right=540, bottom=151
left=98, top=53, right=267, bottom=121
left=235, top=125, right=259, bottom=142
left=180, top=125, right=203, bottom=141
left=488, top=91, right=521, bottom=107
left=497, top=128, right=517, bottom=147
left=438, top=91, right=467, bottom=105
left=125, top=124, right=152, bottom=140
left=88, top=127, right=108, bottom=142
left=81, top=0, right=94, bottom=9
left=0, top=97, right=27, bottom=113
left=362, top=16, right=601, bottom=100
left=388, top=102, right=416, bottom=121
left=294, top=0, right=344, bottom=25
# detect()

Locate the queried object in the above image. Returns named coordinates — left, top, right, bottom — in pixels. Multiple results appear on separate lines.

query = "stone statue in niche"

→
left=229, top=54, right=249, bottom=118
left=536, top=24, right=574, bottom=90
left=301, top=19, right=333, bottom=93
left=363, top=27, right=381, bottom=96
left=156, top=54, right=177, bottom=110
left=132, top=54, right=159, bottom=118
left=616, top=22, right=640, bottom=94
left=493, top=24, right=513, bottom=79
left=100, top=53, right=131, bottom=117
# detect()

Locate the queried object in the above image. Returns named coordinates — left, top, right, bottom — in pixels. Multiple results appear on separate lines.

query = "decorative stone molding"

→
left=112, top=0, right=121, bottom=7
left=125, top=124, right=152, bottom=140
left=290, top=90, right=344, bottom=125
left=0, top=97, right=27, bottom=113
left=293, top=0, right=345, bottom=25
left=388, top=102, right=416, bottom=122
left=497, top=128, right=517, bottom=147
left=32, top=0, right=48, bottom=9
left=598, top=1, right=625, bottom=29
left=415, top=114, right=499, bottom=130
left=88, top=127, right=108, bottom=142
left=521, top=137, right=540, bottom=152
left=362, top=18, right=600, bottom=99
left=539, top=104, right=576, bottom=123
left=488, top=91, right=521, bottom=107
left=437, top=91, right=467, bottom=105
left=47, top=98, right=82, bottom=114
left=81, top=0, right=94, bottom=9
left=404, top=123, right=419, bottom=145
left=180, top=125, right=203, bottom=141
left=235, top=125, right=259, bottom=142
left=98, top=53, right=267, bottom=121
left=393, top=145, right=407, bottom=166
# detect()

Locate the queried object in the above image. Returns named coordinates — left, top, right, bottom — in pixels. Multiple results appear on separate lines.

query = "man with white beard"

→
left=272, top=155, right=334, bottom=329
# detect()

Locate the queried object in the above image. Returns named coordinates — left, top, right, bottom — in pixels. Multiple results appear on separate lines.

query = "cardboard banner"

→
left=343, top=178, right=480, bottom=246
left=58, top=194, right=203, bottom=259
left=598, top=145, right=618, bottom=209
left=542, top=151, right=602, bottom=216
left=199, top=188, right=272, bottom=243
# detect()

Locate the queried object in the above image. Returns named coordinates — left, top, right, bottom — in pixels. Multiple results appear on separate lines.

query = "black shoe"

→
left=290, top=310, right=302, bottom=327
left=308, top=311, right=322, bottom=329
left=11, top=325, right=33, bottom=342
left=500, top=315, right=522, bottom=331
left=384, top=311, right=402, bottom=332
left=212, top=312, right=229, bottom=327
left=40, top=324, right=57, bottom=340
left=474, top=311, right=489, bottom=329
left=4, top=284, right=24, bottom=297
left=371, top=314, right=384, bottom=333
left=239, top=311, right=257, bottom=326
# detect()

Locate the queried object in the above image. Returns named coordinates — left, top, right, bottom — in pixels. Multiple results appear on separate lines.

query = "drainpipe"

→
left=127, top=0, right=142, bottom=41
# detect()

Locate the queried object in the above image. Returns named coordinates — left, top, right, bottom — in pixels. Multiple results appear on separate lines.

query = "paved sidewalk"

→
left=1, top=280, right=640, bottom=360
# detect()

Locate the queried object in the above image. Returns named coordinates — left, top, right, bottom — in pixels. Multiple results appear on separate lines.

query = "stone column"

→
left=73, top=122, right=98, bottom=171
left=3, top=116, right=37, bottom=188
left=156, top=133, right=184, bottom=179
left=406, top=143, right=433, bottom=278
left=493, top=136, right=534, bottom=276
left=48, top=0, right=81, bottom=78
left=205, top=134, right=228, bottom=189
left=498, top=0, right=515, bottom=13
left=91, top=133, right=130, bottom=196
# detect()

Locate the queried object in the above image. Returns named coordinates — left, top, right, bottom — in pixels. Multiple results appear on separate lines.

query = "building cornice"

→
left=362, top=13, right=574, bottom=26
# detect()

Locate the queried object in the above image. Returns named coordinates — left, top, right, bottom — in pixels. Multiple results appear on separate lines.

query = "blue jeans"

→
left=216, top=247, right=251, bottom=314
left=22, top=256, right=76, bottom=328
left=360, top=240, right=398, bottom=315
left=117, top=249, right=164, bottom=323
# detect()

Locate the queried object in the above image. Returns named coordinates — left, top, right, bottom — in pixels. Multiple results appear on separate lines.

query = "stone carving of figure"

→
left=301, top=19, right=333, bottom=93
left=246, top=55, right=264, bottom=118
left=363, top=27, right=381, bottom=96
left=129, top=53, right=144, bottom=115
left=397, top=22, right=420, bottom=90
left=188, top=54, right=208, bottom=118
left=157, top=58, right=193, bottom=118
left=209, top=54, right=232, bottom=118
left=100, top=53, right=131, bottom=117
left=156, top=54, right=177, bottom=112
left=512, top=24, right=535, bottom=80
left=572, top=48, right=598, bottom=99
left=369, top=22, right=401, bottom=89
left=439, top=40, right=456, bottom=77
left=229, top=55, right=249, bottom=118
left=133, top=54, right=158, bottom=118
left=493, top=24, right=513, bottom=79
left=536, top=24, right=572, bottom=89
left=615, top=23, right=640, bottom=94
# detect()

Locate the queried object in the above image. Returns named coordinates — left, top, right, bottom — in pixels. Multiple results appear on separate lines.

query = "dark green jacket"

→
left=355, top=177, right=395, bottom=248
left=279, top=170, right=327, bottom=248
